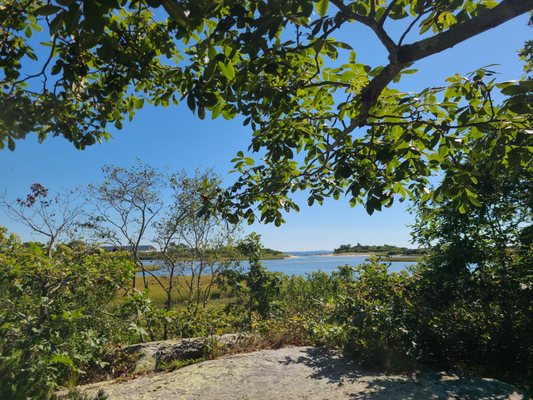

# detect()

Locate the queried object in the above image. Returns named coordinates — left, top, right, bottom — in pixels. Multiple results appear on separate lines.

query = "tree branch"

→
left=347, top=62, right=406, bottom=131
left=397, top=0, right=533, bottom=63
left=378, top=0, right=399, bottom=26
left=330, top=0, right=397, bottom=54
left=352, top=0, right=533, bottom=128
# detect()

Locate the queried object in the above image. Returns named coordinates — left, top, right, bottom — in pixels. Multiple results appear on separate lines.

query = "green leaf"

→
left=480, top=0, right=498, bottom=8
left=35, top=5, right=61, bottom=16
left=217, top=61, right=235, bottom=80
left=198, top=106, right=206, bottom=120
left=7, top=137, right=15, bottom=151
left=49, top=14, right=64, bottom=34
left=50, top=353, right=74, bottom=367
left=211, top=104, right=223, bottom=119
left=313, top=38, right=325, bottom=53
left=27, top=51, right=38, bottom=61
left=221, top=106, right=236, bottom=120
left=162, top=0, right=187, bottom=26
left=334, top=41, right=353, bottom=50
left=187, top=95, right=196, bottom=113
left=314, top=0, right=329, bottom=17
left=83, top=0, right=104, bottom=30
left=134, top=98, right=144, bottom=109
left=438, top=11, right=457, bottom=28
left=468, top=195, right=482, bottom=207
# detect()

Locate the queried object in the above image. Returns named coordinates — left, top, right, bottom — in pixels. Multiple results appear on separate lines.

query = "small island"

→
left=333, top=243, right=426, bottom=261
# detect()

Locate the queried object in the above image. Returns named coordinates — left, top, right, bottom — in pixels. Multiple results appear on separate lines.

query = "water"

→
left=142, top=255, right=417, bottom=276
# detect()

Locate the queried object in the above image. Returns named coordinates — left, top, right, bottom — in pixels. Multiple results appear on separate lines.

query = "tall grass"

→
left=133, top=275, right=231, bottom=310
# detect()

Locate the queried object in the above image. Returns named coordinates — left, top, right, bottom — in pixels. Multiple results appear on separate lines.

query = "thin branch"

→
left=378, top=0, right=400, bottom=26
left=300, top=80, right=351, bottom=89
left=13, top=36, right=57, bottom=87
left=330, top=0, right=397, bottom=54
left=397, top=11, right=426, bottom=47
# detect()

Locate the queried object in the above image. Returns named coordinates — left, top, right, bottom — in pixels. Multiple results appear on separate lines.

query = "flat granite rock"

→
left=76, top=346, right=525, bottom=400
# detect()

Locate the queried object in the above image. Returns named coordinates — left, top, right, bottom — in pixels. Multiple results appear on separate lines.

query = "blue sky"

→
left=0, top=12, right=530, bottom=251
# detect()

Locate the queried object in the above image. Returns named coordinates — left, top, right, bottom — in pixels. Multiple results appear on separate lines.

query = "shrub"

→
left=219, top=233, right=283, bottom=329
left=118, top=290, right=235, bottom=343
left=332, top=262, right=417, bottom=371
left=268, top=271, right=341, bottom=347
left=410, top=245, right=533, bottom=386
left=263, top=262, right=417, bottom=371
left=0, top=227, right=135, bottom=398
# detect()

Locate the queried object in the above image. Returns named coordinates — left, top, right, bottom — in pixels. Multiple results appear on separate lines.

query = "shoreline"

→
left=320, top=252, right=371, bottom=257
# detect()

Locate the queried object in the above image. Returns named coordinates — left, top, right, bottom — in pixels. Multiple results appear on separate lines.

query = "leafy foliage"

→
left=409, top=250, right=532, bottom=385
left=408, top=143, right=533, bottom=384
left=118, top=292, right=234, bottom=343
left=255, top=251, right=531, bottom=389
left=262, top=263, right=417, bottom=370
left=333, top=263, right=416, bottom=371
left=0, top=227, right=135, bottom=398
left=250, top=145, right=533, bottom=387
left=220, top=233, right=283, bottom=328
left=1, top=1, right=531, bottom=221
left=0, top=142, right=530, bottom=392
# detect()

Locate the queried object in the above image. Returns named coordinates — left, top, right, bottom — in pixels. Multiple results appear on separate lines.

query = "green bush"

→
left=408, top=151, right=532, bottom=388
left=238, top=249, right=531, bottom=390
left=219, top=233, right=283, bottom=329
left=0, top=227, right=135, bottom=398
left=410, top=244, right=533, bottom=386
left=332, top=262, right=417, bottom=371
left=118, top=290, right=235, bottom=342
left=261, top=262, right=417, bottom=370
left=268, top=271, right=341, bottom=347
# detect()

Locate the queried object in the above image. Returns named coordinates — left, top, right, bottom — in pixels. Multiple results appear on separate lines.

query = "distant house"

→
left=101, top=245, right=156, bottom=253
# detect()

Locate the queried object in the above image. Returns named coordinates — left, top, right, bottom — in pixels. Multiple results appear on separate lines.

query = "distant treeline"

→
left=334, top=243, right=426, bottom=256
left=137, top=246, right=287, bottom=261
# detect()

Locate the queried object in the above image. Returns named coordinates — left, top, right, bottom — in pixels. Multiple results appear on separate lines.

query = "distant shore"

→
left=326, top=252, right=371, bottom=257
left=328, top=252, right=422, bottom=262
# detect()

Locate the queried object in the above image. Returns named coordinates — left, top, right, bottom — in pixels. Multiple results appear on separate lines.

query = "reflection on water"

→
left=141, top=255, right=417, bottom=276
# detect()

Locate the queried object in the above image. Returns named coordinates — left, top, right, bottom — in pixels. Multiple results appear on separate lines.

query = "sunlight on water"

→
left=142, top=255, right=417, bottom=276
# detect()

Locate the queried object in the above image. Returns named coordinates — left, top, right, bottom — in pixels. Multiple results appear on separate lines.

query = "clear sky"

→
left=0, top=13, right=530, bottom=251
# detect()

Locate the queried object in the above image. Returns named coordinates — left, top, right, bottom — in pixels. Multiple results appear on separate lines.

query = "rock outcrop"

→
left=76, top=346, right=525, bottom=399
left=116, top=333, right=243, bottom=374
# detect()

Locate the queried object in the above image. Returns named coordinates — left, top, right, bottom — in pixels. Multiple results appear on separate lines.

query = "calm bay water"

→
left=143, top=255, right=417, bottom=276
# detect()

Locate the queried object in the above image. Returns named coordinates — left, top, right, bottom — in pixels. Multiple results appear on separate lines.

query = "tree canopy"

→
left=1, top=0, right=532, bottom=223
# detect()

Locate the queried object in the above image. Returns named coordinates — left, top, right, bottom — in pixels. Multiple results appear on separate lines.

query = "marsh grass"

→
left=135, top=265, right=161, bottom=272
left=133, top=276, right=232, bottom=309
